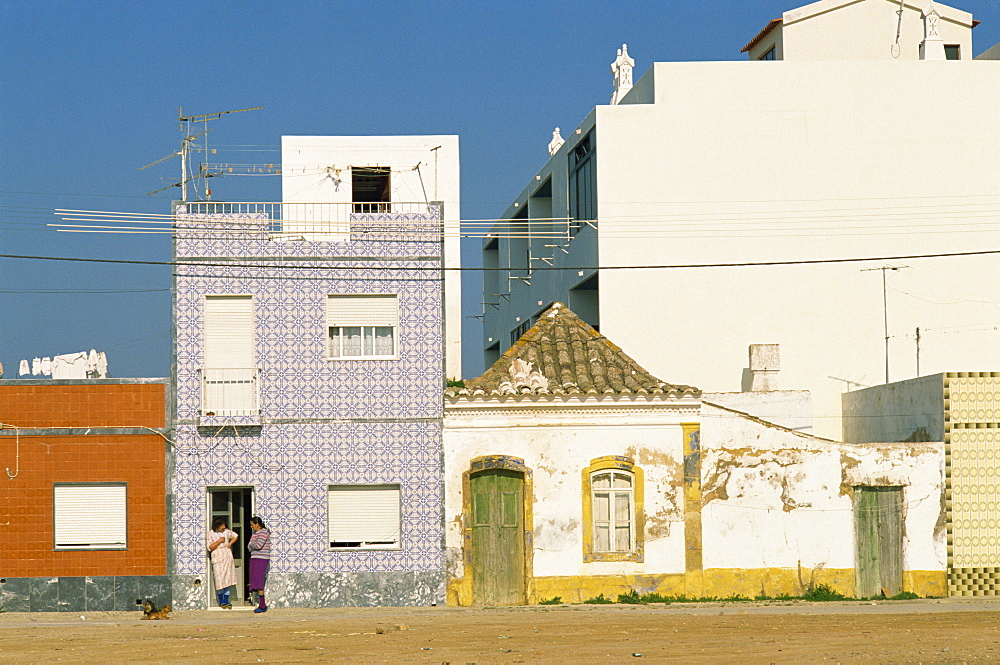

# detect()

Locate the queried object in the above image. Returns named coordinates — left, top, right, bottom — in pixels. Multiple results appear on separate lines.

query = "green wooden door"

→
left=470, top=469, right=525, bottom=605
left=855, top=486, right=903, bottom=598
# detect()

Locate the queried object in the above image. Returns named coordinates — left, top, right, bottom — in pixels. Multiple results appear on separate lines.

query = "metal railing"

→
left=175, top=202, right=439, bottom=237
left=200, top=368, right=259, bottom=417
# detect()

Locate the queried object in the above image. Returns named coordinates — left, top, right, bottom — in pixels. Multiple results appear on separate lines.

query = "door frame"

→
left=460, top=455, right=533, bottom=606
left=206, top=486, right=255, bottom=607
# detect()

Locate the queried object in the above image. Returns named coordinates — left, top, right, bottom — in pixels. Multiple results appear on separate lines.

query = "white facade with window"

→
left=53, top=483, right=127, bottom=550
left=481, top=1, right=1000, bottom=440
left=326, top=295, right=398, bottom=359
left=281, top=135, right=462, bottom=379
left=327, top=485, right=401, bottom=549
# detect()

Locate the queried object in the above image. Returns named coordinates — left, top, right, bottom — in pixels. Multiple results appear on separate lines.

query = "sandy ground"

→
left=2, top=599, right=1000, bottom=664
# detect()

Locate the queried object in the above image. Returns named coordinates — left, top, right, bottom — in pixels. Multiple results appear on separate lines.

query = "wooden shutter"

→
left=327, top=485, right=400, bottom=547
left=53, top=484, right=127, bottom=549
left=326, top=295, right=398, bottom=328
left=204, top=296, right=254, bottom=368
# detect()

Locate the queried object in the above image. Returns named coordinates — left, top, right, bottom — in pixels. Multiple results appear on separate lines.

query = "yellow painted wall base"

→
left=447, top=568, right=947, bottom=605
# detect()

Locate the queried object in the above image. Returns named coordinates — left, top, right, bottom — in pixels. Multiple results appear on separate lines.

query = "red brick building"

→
left=0, top=379, right=170, bottom=612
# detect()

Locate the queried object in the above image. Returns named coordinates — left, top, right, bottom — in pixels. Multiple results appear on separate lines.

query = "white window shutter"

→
left=204, top=296, right=254, bottom=368
left=54, top=484, right=127, bottom=549
left=328, top=485, right=401, bottom=547
left=326, top=295, right=398, bottom=328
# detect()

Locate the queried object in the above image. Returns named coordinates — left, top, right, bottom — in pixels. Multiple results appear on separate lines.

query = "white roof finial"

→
left=920, top=0, right=946, bottom=59
left=547, top=127, right=565, bottom=156
left=610, top=43, right=635, bottom=105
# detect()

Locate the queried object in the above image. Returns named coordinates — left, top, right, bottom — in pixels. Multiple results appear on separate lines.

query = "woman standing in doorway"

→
left=248, top=516, right=271, bottom=613
left=207, top=516, right=238, bottom=609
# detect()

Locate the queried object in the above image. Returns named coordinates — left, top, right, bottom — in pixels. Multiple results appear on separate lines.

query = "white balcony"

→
left=200, top=368, right=259, bottom=417
left=175, top=201, right=440, bottom=240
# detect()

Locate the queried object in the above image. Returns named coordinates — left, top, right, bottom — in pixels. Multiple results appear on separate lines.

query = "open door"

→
left=208, top=487, right=254, bottom=606
left=470, top=468, right=526, bottom=605
left=855, top=486, right=904, bottom=598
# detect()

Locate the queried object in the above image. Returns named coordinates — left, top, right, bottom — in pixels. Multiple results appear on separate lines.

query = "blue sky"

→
left=2, top=0, right=999, bottom=380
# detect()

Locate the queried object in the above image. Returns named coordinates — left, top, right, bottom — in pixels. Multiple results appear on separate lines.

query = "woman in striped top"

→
left=248, top=516, right=271, bottom=613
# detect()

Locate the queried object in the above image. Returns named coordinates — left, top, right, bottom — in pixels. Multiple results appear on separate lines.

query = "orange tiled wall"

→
left=0, top=383, right=165, bottom=429
left=0, top=384, right=167, bottom=577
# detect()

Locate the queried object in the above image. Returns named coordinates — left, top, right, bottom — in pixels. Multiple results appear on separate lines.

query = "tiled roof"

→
left=447, top=302, right=700, bottom=398
left=742, top=18, right=781, bottom=53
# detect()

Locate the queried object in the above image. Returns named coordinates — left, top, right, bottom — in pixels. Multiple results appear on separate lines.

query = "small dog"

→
left=141, top=600, right=173, bottom=620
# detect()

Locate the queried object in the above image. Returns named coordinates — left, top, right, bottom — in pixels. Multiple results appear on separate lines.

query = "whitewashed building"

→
left=479, top=0, right=1000, bottom=440
left=446, top=303, right=945, bottom=604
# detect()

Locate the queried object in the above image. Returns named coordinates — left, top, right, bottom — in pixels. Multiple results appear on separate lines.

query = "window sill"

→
left=325, top=356, right=399, bottom=362
left=583, top=550, right=644, bottom=563
left=199, top=413, right=261, bottom=427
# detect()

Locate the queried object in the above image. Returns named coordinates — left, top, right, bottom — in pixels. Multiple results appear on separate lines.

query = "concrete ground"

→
left=2, top=598, right=1000, bottom=663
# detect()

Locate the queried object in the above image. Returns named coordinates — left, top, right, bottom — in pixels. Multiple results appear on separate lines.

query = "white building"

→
left=282, top=135, right=462, bottom=378
left=479, top=0, right=1000, bottom=440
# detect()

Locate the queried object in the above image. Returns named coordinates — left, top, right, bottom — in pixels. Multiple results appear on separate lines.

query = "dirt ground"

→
left=2, top=599, right=1000, bottom=664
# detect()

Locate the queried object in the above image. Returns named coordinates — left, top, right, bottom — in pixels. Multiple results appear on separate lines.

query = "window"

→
left=202, top=295, right=257, bottom=416
left=53, top=483, right=127, bottom=550
left=327, top=485, right=401, bottom=549
left=510, top=319, right=531, bottom=346
left=327, top=294, right=398, bottom=359
left=582, top=456, right=644, bottom=562
left=352, top=166, right=391, bottom=213
left=568, top=132, right=596, bottom=234
left=945, top=44, right=961, bottom=60
left=759, top=46, right=776, bottom=60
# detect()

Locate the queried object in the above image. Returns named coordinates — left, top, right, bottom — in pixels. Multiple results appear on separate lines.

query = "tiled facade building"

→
left=169, top=173, right=448, bottom=607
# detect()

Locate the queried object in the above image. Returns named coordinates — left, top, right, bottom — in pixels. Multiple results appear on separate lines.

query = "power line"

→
left=2, top=248, right=1000, bottom=272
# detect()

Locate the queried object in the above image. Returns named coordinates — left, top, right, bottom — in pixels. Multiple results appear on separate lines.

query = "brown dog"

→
left=141, top=600, right=173, bottom=620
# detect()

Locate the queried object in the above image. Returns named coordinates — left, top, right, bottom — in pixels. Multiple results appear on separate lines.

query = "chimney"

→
left=920, top=1, right=947, bottom=60
left=610, top=44, right=635, bottom=105
left=747, top=344, right=780, bottom=392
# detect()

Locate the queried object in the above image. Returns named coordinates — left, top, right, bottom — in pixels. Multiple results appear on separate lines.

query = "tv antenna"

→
left=862, top=264, right=910, bottom=384
left=140, top=106, right=263, bottom=201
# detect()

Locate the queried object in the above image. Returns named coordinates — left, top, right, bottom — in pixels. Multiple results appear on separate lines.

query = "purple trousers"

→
left=249, top=557, right=269, bottom=591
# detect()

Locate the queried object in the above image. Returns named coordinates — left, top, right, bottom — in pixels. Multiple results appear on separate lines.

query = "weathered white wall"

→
left=281, top=135, right=463, bottom=378
left=842, top=374, right=946, bottom=442
left=443, top=397, right=698, bottom=580
left=700, top=402, right=945, bottom=573
left=704, top=391, right=813, bottom=433
left=775, top=0, right=973, bottom=61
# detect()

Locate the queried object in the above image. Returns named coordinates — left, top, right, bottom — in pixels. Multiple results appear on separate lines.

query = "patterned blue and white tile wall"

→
left=170, top=208, right=445, bottom=608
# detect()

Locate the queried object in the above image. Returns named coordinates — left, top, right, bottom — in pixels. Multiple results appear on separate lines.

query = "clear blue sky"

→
left=2, top=0, right=999, bottom=380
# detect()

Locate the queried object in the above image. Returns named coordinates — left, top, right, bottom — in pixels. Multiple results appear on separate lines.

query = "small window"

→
left=510, top=319, right=532, bottom=346
left=945, top=44, right=961, bottom=60
left=53, top=483, right=127, bottom=550
left=568, top=132, right=596, bottom=234
left=327, top=295, right=398, bottom=359
left=759, top=46, right=776, bottom=61
left=327, top=485, right=401, bottom=549
left=591, top=470, right=634, bottom=553
left=582, top=457, right=644, bottom=562
left=352, top=166, right=391, bottom=213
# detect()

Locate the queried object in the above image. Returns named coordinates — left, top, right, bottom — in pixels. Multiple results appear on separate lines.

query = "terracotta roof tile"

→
left=447, top=302, right=700, bottom=399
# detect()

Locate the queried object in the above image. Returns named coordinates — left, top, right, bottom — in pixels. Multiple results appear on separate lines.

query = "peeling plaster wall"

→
left=700, top=402, right=945, bottom=573
left=443, top=398, right=696, bottom=580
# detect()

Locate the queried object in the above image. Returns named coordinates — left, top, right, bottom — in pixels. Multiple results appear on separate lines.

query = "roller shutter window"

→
left=326, top=295, right=398, bottom=359
left=203, top=296, right=256, bottom=415
left=327, top=485, right=401, bottom=549
left=53, top=483, right=127, bottom=549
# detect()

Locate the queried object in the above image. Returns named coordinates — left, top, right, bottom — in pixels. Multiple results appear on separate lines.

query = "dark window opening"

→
left=759, top=46, right=776, bottom=60
left=945, top=44, right=961, bottom=60
left=568, top=132, right=596, bottom=235
left=352, top=167, right=391, bottom=213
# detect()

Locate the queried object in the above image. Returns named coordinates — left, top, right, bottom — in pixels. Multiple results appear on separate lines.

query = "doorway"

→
left=855, top=486, right=904, bottom=598
left=208, top=487, right=254, bottom=606
left=470, top=468, right=526, bottom=605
